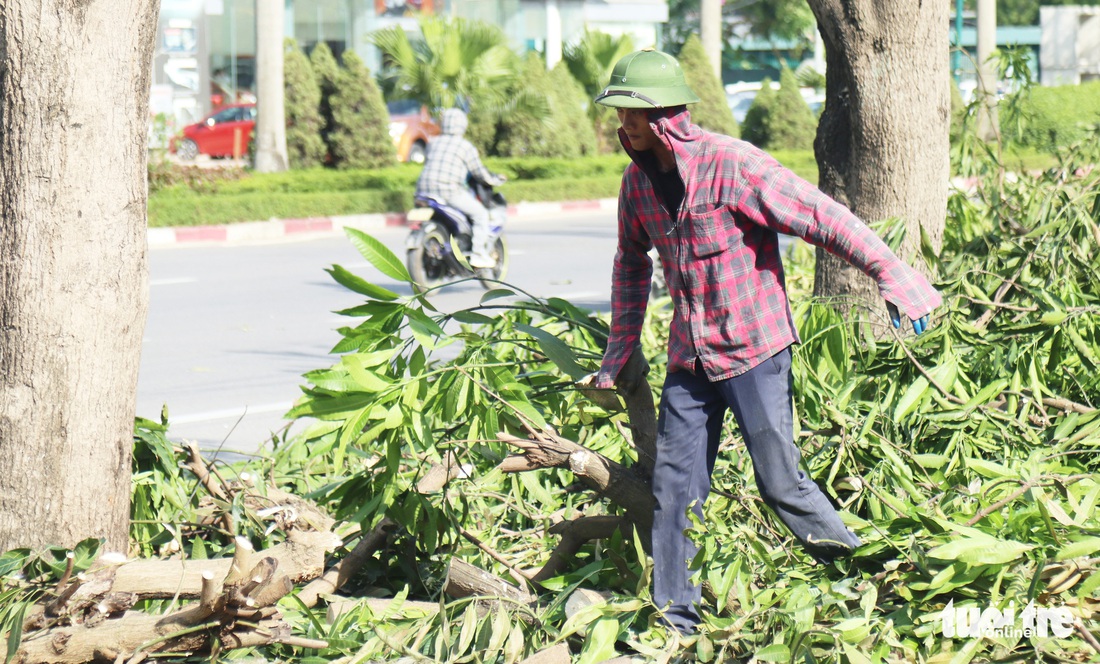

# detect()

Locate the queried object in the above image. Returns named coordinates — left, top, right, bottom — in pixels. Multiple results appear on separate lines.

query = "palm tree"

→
left=563, top=29, right=635, bottom=152
left=370, top=16, right=517, bottom=112
left=371, top=16, right=551, bottom=155
left=562, top=29, right=635, bottom=100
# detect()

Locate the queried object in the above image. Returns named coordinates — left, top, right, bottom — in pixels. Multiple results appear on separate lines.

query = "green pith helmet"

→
left=594, top=48, right=701, bottom=109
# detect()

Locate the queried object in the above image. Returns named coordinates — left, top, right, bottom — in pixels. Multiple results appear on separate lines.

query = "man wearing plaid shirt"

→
left=590, top=49, right=943, bottom=635
left=416, top=108, right=506, bottom=268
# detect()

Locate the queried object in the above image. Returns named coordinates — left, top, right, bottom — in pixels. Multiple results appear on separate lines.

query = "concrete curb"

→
left=147, top=197, right=619, bottom=248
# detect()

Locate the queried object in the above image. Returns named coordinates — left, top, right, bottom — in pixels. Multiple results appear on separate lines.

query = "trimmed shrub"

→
left=329, top=51, right=395, bottom=169
left=1004, top=81, right=1100, bottom=152
left=495, top=54, right=592, bottom=158
left=144, top=151, right=828, bottom=228
left=284, top=39, right=326, bottom=169
left=769, top=67, right=817, bottom=150
left=309, top=43, right=341, bottom=161
left=466, top=105, right=502, bottom=157
left=740, top=79, right=776, bottom=148
left=677, top=35, right=738, bottom=138
left=551, top=63, right=599, bottom=155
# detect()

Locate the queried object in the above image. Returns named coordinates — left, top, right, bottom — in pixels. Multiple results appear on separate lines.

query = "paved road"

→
left=137, top=211, right=619, bottom=454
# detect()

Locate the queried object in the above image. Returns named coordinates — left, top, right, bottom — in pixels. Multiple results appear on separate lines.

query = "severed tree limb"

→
left=460, top=528, right=534, bottom=588
left=1076, top=619, right=1100, bottom=656
left=107, top=529, right=340, bottom=599
left=1039, top=395, right=1096, bottom=414
left=615, top=347, right=657, bottom=479
left=443, top=559, right=533, bottom=605
left=417, top=451, right=469, bottom=494
left=531, top=516, right=625, bottom=583
left=183, top=440, right=235, bottom=534
left=296, top=518, right=397, bottom=609
left=497, top=432, right=655, bottom=535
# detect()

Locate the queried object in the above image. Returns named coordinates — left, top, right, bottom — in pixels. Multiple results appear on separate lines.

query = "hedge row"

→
left=147, top=152, right=820, bottom=228
left=1005, top=80, right=1100, bottom=151
left=148, top=174, right=628, bottom=227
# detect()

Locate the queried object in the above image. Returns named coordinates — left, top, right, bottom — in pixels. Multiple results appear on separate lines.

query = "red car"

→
left=172, top=103, right=256, bottom=160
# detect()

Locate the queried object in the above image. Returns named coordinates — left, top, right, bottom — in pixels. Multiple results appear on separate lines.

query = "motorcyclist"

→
left=415, top=108, right=505, bottom=268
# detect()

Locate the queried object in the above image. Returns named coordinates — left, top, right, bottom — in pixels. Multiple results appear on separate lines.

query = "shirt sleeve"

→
left=597, top=185, right=653, bottom=388
left=736, top=152, right=943, bottom=320
left=463, top=141, right=505, bottom=186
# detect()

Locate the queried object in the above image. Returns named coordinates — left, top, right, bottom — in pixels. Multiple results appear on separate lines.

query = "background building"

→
left=150, top=0, right=668, bottom=133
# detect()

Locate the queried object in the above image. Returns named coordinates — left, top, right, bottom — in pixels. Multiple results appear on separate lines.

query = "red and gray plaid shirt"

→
left=597, top=107, right=942, bottom=386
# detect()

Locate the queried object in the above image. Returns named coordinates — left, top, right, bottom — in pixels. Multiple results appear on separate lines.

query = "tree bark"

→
left=0, top=0, right=157, bottom=552
left=806, top=0, right=948, bottom=318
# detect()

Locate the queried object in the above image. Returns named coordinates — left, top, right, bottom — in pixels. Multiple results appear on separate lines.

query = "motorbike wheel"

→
left=407, top=223, right=451, bottom=292
left=476, top=236, right=508, bottom=289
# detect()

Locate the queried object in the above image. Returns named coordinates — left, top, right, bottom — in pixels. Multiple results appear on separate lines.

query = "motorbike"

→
left=405, top=177, right=508, bottom=291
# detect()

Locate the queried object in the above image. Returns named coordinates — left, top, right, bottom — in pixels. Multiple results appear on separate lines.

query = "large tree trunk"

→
left=0, top=0, right=158, bottom=552
left=806, top=0, right=948, bottom=319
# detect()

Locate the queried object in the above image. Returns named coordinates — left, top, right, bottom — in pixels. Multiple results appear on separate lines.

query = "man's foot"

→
left=469, top=252, right=495, bottom=268
left=804, top=534, right=858, bottom=566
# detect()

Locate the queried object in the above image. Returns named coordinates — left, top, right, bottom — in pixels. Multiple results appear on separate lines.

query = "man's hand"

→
left=576, top=372, right=622, bottom=411
left=886, top=302, right=929, bottom=334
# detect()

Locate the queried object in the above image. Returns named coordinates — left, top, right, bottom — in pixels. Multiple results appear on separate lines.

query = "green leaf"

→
left=1040, top=310, right=1068, bottom=326
left=577, top=618, right=619, bottom=664
left=345, top=227, right=411, bottom=282
left=326, top=265, right=400, bottom=301
left=456, top=604, right=479, bottom=655
left=518, top=472, right=555, bottom=508
left=894, top=375, right=930, bottom=421
left=842, top=642, right=874, bottom=664
left=962, top=378, right=1008, bottom=410
left=914, top=453, right=950, bottom=469
left=1054, top=536, right=1100, bottom=561
left=5, top=601, right=27, bottom=664
left=754, top=644, right=791, bottom=662
left=508, top=399, right=547, bottom=430
left=481, top=288, right=517, bottom=303
left=966, top=457, right=1015, bottom=479
left=451, top=310, right=496, bottom=325
left=514, top=322, right=590, bottom=380
left=926, top=535, right=1033, bottom=565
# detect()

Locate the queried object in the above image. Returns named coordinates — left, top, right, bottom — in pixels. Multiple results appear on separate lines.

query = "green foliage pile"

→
left=740, top=78, right=776, bottom=147
left=284, top=39, right=326, bottom=169
left=769, top=67, right=817, bottom=150
left=328, top=51, right=395, bottom=170
left=9, top=129, right=1100, bottom=662
left=677, top=35, right=738, bottom=138
left=139, top=133, right=1096, bottom=661
left=1002, top=80, right=1100, bottom=152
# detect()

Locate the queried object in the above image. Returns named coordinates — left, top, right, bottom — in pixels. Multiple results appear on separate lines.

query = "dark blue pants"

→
left=651, top=347, right=860, bottom=633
